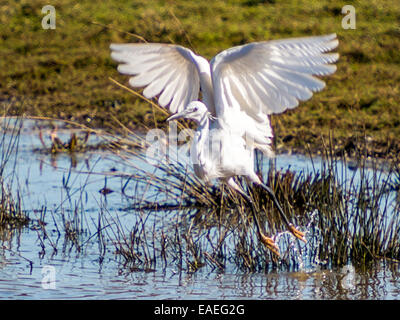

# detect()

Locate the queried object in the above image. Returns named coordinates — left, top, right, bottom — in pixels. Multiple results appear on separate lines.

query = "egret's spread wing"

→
left=211, top=34, right=338, bottom=116
left=211, top=33, right=338, bottom=155
left=110, top=43, right=200, bottom=114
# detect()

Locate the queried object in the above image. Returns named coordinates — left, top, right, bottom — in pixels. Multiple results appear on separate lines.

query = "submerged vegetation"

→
left=107, top=131, right=400, bottom=272
left=0, top=117, right=29, bottom=229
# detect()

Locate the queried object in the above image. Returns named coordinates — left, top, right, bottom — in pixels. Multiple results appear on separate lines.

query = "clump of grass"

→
left=0, top=180, right=29, bottom=228
left=0, top=116, right=29, bottom=229
left=43, top=131, right=89, bottom=154
left=34, top=118, right=125, bottom=155
left=106, top=127, right=400, bottom=272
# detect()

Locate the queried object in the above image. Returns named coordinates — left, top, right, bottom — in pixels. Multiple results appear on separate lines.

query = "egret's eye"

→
left=193, top=107, right=198, bottom=112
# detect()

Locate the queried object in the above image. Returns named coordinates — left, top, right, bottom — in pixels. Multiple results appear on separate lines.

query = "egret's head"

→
left=167, top=101, right=212, bottom=124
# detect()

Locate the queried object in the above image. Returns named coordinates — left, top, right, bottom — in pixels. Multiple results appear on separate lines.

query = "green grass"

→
left=1, top=0, right=399, bottom=155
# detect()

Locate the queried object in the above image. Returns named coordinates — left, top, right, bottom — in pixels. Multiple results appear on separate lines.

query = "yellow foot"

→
left=260, top=234, right=280, bottom=257
left=288, top=224, right=307, bottom=243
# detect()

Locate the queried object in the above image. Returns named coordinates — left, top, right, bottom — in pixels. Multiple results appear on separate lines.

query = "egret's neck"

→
left=199, top=73, right=215, bottom=115
left=193, top=115, right=210, bottom=161
left=199, top=112, right=210, bottom=128
left=190, top=54, right=216, bottom=116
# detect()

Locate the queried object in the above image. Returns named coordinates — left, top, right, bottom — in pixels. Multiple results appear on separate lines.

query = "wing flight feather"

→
left=110, top=43, right=201, bottom=114
left=210, top=33, right=339, bottom=155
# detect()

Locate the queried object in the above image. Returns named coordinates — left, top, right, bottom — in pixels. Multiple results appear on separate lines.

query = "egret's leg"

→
left=248, top=174, right=306, bottom=243
left=226, top=178, right=280, bottom=256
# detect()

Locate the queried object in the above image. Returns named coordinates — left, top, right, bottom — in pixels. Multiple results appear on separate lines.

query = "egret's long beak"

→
left=167, top=110, right=188, bottom=122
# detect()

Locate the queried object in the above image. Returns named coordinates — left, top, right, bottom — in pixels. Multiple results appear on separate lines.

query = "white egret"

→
left=110, top=34, right=339, bottom=255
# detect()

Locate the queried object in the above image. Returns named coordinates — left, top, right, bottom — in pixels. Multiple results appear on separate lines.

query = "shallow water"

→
left=0, top=119, right=399, bottom=300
